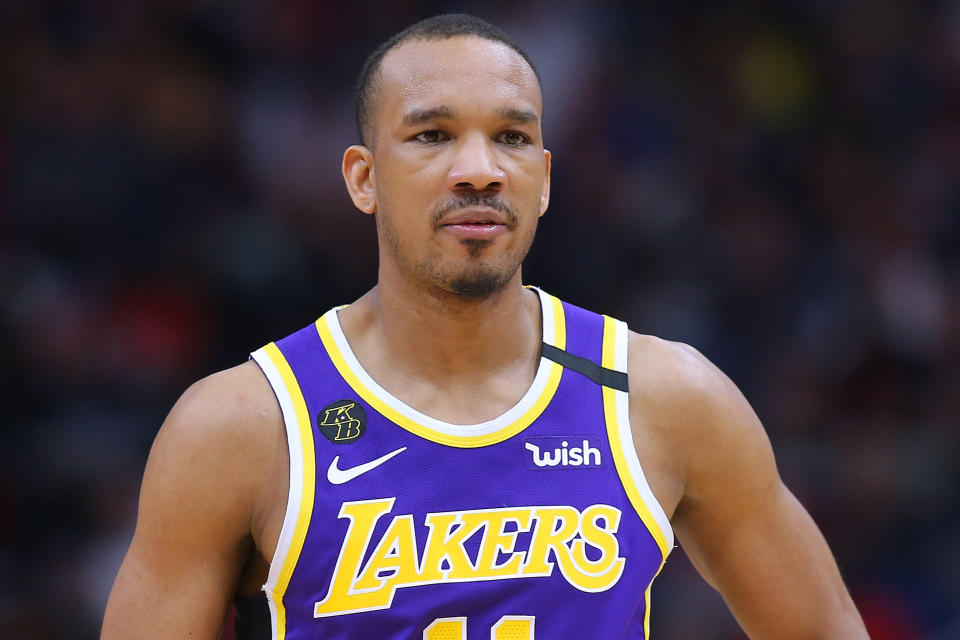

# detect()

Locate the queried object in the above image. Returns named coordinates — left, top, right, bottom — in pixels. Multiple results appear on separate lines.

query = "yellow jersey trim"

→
left=314, top=289, right=566, bottom=448
left=643, top=559, right=667, bottom=639
left=261, top=342, right=316, bottom=639
left=601, top=315, right=672, bottom=560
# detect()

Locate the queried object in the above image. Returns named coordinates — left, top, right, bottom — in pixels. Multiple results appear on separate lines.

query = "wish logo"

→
left=523, top=436, right=603, bottom=470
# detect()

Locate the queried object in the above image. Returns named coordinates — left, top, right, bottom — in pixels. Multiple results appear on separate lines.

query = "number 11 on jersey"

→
left=424, top=615, right=535, bottom=639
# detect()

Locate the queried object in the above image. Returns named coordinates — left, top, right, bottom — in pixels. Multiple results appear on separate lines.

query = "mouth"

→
left=438, top=207, right=511, bottom=228
left=438, top=208, right=510, bottom=241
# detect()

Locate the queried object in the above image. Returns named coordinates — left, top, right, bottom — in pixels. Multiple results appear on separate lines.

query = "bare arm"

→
left=630, top=336, right=868, bottom=639
left=101, top=361, right=283, bottom=639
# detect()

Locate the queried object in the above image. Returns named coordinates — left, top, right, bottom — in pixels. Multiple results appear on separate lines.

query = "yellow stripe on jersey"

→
left=262, top=342, right=316, bottom=639
left=644, top=559, right=667, bottom=639
left=314, top=292, right=566, bottom=449
left=600, top=316, right=671, bottom=560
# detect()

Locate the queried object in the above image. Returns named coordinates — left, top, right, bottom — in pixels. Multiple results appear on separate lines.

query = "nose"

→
left=446, top=133, right=506, bottom=192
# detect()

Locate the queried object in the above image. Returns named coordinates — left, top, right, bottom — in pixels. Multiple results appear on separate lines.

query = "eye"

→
left=413, top=130, right=449, bottom=144
left=498, top=130, right=531, bottom=147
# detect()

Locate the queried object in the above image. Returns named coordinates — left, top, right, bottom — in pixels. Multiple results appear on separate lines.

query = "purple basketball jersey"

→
left=250, top=288, right=674, bottom=639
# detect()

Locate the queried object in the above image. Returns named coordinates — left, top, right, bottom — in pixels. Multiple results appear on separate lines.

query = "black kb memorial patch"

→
left=317, top=400, right=367, bottom=444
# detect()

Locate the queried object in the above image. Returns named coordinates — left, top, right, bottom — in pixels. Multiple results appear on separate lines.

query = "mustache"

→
left=432, top=193, right=517, bottom=225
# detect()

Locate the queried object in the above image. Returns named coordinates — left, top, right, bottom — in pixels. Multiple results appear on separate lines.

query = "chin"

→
left=415, top=243, right=529, bottom=300
left=437, top=260, right=519, bottom=300
left=448, top=273, right=511, bottom=299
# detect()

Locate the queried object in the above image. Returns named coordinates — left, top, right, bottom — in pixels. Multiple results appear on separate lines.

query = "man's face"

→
left=366, top=36, right=550, bottom=299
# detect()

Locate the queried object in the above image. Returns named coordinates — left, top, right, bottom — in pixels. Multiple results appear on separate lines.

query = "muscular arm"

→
left=101, top=361, right=284, bottom=639
left=630, top=336, right=867, bottom=639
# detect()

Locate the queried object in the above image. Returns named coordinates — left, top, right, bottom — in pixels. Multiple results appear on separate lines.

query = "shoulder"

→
left=624, top=333, right=867, bottom=637
left=143, top=359, right=285, bottom=534
left=626, top=332, right=772, bottom=497
left=102, top=361, right=286, bottom=636
left=159, top=359, right=281, bottom=458
left=626, top=332, right=743, bottom=418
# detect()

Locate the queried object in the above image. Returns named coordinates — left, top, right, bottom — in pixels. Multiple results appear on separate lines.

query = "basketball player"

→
left=102, top=14, right=869, bottom=639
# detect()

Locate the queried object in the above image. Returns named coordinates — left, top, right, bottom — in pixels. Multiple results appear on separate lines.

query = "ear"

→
left=539, top=148, right=551, bottom=217
left=342, top=145, right=377, bottom=214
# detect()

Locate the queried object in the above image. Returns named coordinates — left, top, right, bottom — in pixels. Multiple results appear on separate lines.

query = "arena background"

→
left=2, top=1, right=959, bottom=638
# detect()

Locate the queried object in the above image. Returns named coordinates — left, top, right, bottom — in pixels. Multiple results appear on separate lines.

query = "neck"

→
left=338, top=270, right=541, bottom=387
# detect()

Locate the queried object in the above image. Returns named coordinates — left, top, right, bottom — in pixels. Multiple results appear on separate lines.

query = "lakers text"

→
left=313, top=498, right=626, bottom=617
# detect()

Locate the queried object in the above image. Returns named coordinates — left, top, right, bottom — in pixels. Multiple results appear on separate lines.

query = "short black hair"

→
left=355, top=13, right=541, bottom=147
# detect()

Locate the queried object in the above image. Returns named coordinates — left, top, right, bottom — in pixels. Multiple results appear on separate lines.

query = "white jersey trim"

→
left=250, top=346, right=305, bottom=637
left=612, top=319, right=674, bottom=551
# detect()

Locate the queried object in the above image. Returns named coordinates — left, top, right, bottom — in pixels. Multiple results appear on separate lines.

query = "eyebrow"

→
left=498, top=107, right=539, bottom=125
left=402, top=106, right=456, bottom=126
left=401, top=106, right=540, bottom=127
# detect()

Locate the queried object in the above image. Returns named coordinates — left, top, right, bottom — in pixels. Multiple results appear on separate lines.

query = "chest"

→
left=267, top=384, right=665, bottom=638
left=248, top=294, right=675, bottom=638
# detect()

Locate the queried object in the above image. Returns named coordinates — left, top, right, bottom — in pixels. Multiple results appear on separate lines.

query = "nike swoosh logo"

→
left=327, top=447, right=407, bottom=485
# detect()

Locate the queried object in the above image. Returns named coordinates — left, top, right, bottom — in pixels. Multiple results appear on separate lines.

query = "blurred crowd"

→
left=1, top=0, right=958, bottom=638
